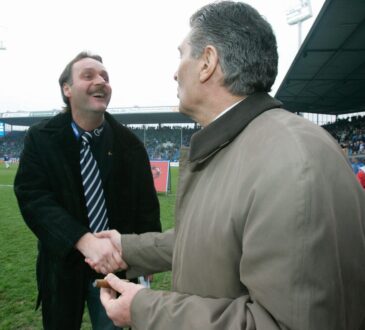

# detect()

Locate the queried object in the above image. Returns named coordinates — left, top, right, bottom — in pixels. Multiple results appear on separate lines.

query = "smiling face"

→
left=63, top=57, right=112, bottom=117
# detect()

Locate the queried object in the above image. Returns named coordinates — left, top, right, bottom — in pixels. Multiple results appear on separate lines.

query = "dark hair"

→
left=58, top=51, right=103, bottom=111
left=189, top=1, right=278, bottom=95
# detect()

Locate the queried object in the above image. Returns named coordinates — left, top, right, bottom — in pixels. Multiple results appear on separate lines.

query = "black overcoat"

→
left=14, top=110, right=161, bottom=325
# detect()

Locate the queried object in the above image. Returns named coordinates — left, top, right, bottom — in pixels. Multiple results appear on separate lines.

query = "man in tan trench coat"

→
left=89, top=1, right=365, bottom=329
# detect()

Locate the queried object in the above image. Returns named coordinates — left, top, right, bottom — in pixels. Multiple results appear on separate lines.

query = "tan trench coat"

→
left=123, top=93, right=365, bottom=330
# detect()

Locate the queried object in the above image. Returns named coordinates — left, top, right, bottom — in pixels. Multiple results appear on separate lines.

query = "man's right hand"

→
left=94, top=229, right=122, bottom=252
left=76, top=232, right=127, bottom=274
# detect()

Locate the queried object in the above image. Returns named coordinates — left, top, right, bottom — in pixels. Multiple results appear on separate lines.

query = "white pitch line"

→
left=0, top=184, right=13, bottom=187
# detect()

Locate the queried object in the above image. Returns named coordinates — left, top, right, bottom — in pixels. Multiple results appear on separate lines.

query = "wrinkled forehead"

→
left=72, top=57, right=108, bottom=75
left=178, top=34, right=192, bottom=54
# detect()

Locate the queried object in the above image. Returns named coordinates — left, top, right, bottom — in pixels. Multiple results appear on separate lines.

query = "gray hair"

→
left=189, top=1, right=278, bottom=95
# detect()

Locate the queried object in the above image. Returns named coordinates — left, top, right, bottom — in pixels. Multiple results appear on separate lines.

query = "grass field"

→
left=0, top=164, right=177, bottom=329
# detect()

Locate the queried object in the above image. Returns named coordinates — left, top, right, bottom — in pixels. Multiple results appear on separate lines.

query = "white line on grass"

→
left=0, top=184, right=13, bottom=187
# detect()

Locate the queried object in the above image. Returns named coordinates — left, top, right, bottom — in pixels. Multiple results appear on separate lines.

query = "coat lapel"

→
left=41, top=111, right=82, bottom=191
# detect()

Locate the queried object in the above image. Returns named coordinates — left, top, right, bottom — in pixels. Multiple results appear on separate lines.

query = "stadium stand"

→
left=0, top=125, right=200, bottom=162
left=130, top=126, right=200, bottom=161
left=0, top=117, right=364, bottom=165
left=322, top=115, right=365, bottom=155
left=0, top=131, right=26, bottom=159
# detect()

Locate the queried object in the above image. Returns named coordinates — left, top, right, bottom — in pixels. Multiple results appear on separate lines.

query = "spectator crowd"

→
left=0, top=131, right=26, bottom=160
left=1, top=115, right=364, bottom=169
left=130, top=126, right=200, bottom=161
left=0, top=126, right=201, bottom=163
left=322, top=115, right=365, bottom=156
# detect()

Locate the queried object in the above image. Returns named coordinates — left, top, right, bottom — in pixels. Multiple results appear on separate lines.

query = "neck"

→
left=71, top=111, right=105, bottom=131
left=198, top=94, right=246, bottom=127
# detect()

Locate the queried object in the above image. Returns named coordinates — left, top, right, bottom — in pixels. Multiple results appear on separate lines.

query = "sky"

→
left=0, top=0, right=325, bottom=113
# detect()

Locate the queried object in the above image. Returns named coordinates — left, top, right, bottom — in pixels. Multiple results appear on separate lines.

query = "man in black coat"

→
left=14, top=51, right=161, bottom=329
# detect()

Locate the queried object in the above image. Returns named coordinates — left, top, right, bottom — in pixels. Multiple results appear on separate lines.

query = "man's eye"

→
left=83, top=72, right=93, bottom=80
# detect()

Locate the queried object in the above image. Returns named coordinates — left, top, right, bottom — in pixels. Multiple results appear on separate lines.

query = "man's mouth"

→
left=92, top=92, right=106, bottom=99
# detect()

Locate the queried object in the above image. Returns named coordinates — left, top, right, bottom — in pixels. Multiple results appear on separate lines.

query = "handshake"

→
left=77, top=229, right=146, bottom=327
left=76, top=229, right=127, bottom=275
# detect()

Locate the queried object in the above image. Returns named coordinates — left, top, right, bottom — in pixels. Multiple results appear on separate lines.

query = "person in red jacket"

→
left=357, top=166, right=365, bottom=188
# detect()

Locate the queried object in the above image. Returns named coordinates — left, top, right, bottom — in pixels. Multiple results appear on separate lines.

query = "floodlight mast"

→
left=0, top=25, right=6, bottom=50
left=286, top=0, right=313, bottom=48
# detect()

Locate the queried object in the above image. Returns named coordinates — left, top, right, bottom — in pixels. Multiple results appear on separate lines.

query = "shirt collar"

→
left=212, top=99, right=245, bottom=122
left=71, top=121, right=105, bottom=140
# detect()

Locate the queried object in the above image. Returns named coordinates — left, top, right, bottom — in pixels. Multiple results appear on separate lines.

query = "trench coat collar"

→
left=188, top=92, right=282, bottom=164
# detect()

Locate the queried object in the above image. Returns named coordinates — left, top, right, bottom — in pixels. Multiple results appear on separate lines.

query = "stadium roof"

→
left=275, top=0, right=365, bottom=115
left=0, top=106, right=195, bottom=127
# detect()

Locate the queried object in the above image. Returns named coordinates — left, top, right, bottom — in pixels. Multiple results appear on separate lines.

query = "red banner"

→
left=150, top=161, right=170, bottom=193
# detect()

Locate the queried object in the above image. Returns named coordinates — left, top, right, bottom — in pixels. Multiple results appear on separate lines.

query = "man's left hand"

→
left=100, top=273, right=144, bottom=327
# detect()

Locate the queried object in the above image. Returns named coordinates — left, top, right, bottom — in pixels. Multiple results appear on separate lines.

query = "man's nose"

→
left=95, top=75, right=107, bottom=84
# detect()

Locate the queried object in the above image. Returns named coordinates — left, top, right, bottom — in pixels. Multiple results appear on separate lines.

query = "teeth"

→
left=93, top=93, right=105, bottom=98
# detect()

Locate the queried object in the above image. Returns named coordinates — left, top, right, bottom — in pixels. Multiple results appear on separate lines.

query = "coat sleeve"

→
left=121, top=230, right=280, bottom=329
left=123, top=229, right=174, bottom=279
left=131, top=290, right=280, bottom=330
left=14, top=128, right=89, bottom=258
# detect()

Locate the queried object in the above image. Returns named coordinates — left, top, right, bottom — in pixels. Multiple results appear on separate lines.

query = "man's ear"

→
left=63, top=83, right=71, bottom=98
left=199, top=45, right=219, bottom=83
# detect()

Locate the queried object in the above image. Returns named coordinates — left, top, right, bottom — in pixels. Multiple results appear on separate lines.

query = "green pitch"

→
left=0, top=164, right=176, bottom=329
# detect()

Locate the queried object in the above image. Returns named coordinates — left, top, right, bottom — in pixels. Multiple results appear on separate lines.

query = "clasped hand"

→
left=76, top=230, right=127, bottom=274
